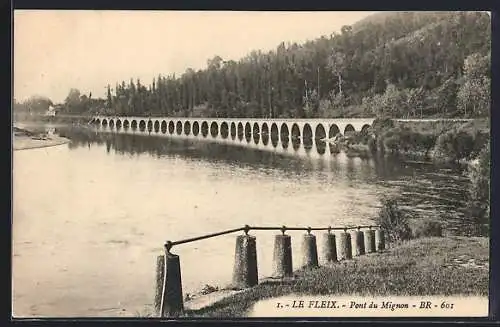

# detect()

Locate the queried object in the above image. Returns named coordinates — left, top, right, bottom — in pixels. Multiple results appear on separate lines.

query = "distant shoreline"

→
left=13, top=126, right=70, bottom=151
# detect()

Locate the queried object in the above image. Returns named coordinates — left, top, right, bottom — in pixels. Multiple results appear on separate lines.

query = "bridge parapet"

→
left=90, top=116, right=376, bottom=141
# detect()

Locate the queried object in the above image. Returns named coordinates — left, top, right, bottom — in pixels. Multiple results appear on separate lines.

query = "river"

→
left=12, top=123, right=479, bottom=317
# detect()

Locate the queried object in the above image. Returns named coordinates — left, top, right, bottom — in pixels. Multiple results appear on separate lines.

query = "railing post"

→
left=272, top=226, right=293, bottom=278
left=154, top=255, right=165, bottom=316
left=321, top=227, right=337, bottom=263
left=375, top=228, right=386, bottom=251
left=351, top=228, right=365, bottom=256
left=302, top=228, right=319, bottom=269
left=364, top=227, right=376, bottom=253
left=338, top=229, right=352, bottom=260
left=160, top=243, right=184, bottom=318
left=232, top=227, right=258, bottom=289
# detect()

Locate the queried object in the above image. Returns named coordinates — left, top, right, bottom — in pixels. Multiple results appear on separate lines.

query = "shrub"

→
left=434, top=129, right=476, bottom=161
left=375, top=198, right=412, bottom=243
left=372, top=118, right=395, bottom=131
left=411, top=219, right=443, bottom=238
left=467, top=142, right=490, bottom=235
left=471, top=131, right=489, bottom=158
left=367, top=137, right=377, bottom=153
left=383, top=134, right=400, bottom=153
left=374, top=137, right=382, bottom=152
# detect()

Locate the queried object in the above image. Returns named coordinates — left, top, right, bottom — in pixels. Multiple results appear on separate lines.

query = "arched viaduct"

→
left=89, top=116, right=376, bottom=145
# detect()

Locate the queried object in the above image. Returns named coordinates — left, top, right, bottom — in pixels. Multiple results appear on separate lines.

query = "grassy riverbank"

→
left=182, top=236, right=488, bottom=318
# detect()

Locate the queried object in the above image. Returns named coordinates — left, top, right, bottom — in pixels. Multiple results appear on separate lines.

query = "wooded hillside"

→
left=59, top=11, right=492, bottom=119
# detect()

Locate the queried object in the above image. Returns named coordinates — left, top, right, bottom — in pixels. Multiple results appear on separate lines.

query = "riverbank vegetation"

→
left=340, top=118, right=489, bottom=163
left=466, top=143, right=490, bottom=236
left=14, top=12, right=490, bottom=121
left=182, top=236, right=488, bottom=317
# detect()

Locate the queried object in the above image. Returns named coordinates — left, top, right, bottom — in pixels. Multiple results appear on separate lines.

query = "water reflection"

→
left=56, top=126, right=481, bottom=236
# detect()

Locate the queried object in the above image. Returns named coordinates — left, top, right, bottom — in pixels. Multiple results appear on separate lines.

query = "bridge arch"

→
left=184, top=121, right=191, bottom=135
left=303, top=123, right=313, bottom=149
left=139, top=120, right=146, bottom=131
left=123, top=120, right=129, bottom=129
left=161, top=120, right=167, bottom=133
left=154, top=120, right=160, bottom=133
left=262, top=123, right=269, bottom=146
left=102, top=119, right=108, bottom=127
left=109, top=119, right=115, bottom=128
left=95, top=119, right=101, bottom=126
left=315, top=124, right=326, bottom=140
left=253, top=123, right=260, bottom=144
left=303, top=124, right=313, bottom=139
left=116, top=119, right=122, bottom=129
left=230, top=122, right=236, bottom=139
left=344, top=124, right=355, bottom=135
left=168, top=121, right=175, bottom=134
left=280, top=123, right=289, bottom=149
left=176, top=121, right=182, bottom=135
left=131, top=120, right=138, bottom=130
left=329, top=124, right=340, bottom=138
left=201, top=121, right=209, bottom=137
left=280, top=123, right=289, bottom=139
left=270, top=123, right=279, bottom=147
left=210, top=122, right=218, bottom=137
left=244, top=123, right=251, bottom=143
left=147, top=120, right=153, bottom=132
left=315, top=124, right=327, bottom=155
left=361, top=124, right=371, bottom=133
left=192, top=121, right=200, bottom=136
left=291, top=123, right=301, bottom=139
left=237, top=122, right=244, bottom=140
left=221, top=122, right=229, bottom=139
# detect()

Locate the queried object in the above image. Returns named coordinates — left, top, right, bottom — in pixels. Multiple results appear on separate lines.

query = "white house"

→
left=45, top=105, right=56, bottom=117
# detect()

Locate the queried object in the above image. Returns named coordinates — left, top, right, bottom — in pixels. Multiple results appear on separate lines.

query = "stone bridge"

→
left=89, top=116, right=376, bottom=142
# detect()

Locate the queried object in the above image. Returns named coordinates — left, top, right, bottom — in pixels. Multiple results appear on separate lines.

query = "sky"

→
left=14, top=11, right=376, bottom=103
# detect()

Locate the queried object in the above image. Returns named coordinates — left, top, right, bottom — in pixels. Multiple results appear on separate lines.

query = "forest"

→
left=15, top=11, right=491, bottom=120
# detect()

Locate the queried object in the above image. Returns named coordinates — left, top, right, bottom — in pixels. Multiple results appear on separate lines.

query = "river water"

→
left=12, top=124, right=479, bottom=317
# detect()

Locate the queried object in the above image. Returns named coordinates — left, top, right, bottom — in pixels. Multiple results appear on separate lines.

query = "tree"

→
left=99, top=11, right=490, bottom=119
left=433, top=77, right=459, bottom=117
left=24, top=95, right=53, bottom=114
left=64, top=89, right=82, bottom=114
left=106, top=85, right=113, bottom=111
left=457, top=76, right=490, bottom=118
left=457, top=53, right=490, bottom=117
left=327, top=51, right=346, bottom=96
left=401, top=87, right=426, bottom=118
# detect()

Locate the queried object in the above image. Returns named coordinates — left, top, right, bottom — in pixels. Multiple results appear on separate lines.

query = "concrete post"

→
left=232, top=234, right=258, bottom=289
left=364, top=229, right=376, bottom=253
left=351, top=229, right=365, bottom=256
left=301, top=232, right=319, bottom=269
left=272, top=234, right=293, bottom=278
left=321, top=232, right=337, bottom=263
left=338, top=231, right=352, bottom=260
left=160, top=250, right=184, bottom=317
left=154, top=255, right=165, bottom=315
left=375, top=229, right=386, bottom=251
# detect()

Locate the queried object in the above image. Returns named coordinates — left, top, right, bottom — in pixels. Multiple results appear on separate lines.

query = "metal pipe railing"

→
left=157, top=223, right=385, bottom=317
left=165, top=224, right=381, bottom=252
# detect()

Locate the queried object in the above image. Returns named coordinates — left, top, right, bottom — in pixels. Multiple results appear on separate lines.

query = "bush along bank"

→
left=338, top=117, right=490, bottom=165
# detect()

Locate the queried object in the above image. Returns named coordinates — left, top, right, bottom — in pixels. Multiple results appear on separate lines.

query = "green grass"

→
left=181, top=236, right=488, bottom=318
